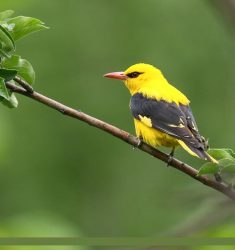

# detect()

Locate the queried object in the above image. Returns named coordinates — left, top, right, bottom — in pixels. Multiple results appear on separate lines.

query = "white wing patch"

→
left=138, top=115, right=152, bottom=127
left=168, top=123, right=185, bottom=128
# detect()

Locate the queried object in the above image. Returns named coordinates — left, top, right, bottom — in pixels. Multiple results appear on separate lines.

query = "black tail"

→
left=178, top=140, right=218, bottom=163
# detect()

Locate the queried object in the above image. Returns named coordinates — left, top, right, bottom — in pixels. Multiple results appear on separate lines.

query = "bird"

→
left=104, top=63, right=217, bottom=163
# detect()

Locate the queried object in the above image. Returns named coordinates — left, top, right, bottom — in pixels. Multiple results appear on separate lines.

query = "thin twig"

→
left=5, top=81, right=235, bottom=201
left=14, top=76, right=34, bottom=93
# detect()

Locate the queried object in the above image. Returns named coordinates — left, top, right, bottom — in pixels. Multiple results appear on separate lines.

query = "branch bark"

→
left=6, top=80, right=235, bottom=201
left=210, top=0, right=235, bottom=26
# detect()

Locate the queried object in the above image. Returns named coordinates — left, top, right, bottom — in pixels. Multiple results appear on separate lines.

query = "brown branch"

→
left=210, top=0, right=235, bottom=26
left=14, top=76, right=34, bottom=93
left=6, top=79, right=235, bottom=201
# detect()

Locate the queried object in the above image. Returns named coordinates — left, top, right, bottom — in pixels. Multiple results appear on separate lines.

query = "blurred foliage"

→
left=0, top=0, right=235, bottom=249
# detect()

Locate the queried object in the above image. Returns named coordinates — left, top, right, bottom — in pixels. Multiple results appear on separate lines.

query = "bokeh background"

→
left=0, top=0, right=235, bottom=249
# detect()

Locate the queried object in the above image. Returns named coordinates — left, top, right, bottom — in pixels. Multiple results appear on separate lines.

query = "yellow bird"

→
left=104, top=63, right=217, bottom=163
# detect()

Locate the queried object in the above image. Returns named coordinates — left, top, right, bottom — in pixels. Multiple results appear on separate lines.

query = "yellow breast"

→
left=134, top=119, right=179, bottom=148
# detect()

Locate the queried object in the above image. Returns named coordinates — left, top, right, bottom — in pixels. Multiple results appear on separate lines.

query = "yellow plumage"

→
left=134, top=118, right=178, bottom=148
left=124, top=63, right=189, bottom=105
left=124, top=63, right=188, bottom=152
left=104, top=63, right=217, bottom=163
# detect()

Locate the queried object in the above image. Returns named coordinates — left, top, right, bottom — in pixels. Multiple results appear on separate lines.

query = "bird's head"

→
left=104, top=63, right=164, bottom=95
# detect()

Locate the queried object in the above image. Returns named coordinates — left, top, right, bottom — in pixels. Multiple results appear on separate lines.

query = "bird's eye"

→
left=126, top=71, right=142, bottom=78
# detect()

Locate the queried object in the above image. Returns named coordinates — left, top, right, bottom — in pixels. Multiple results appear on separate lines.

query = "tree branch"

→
left=210, top=0, right=235, bottom=26
left=6, top=80, right=235, bottom=201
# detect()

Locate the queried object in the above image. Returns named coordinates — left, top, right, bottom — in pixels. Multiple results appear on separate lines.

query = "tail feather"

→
left=178, top=140, right=218, bottom=164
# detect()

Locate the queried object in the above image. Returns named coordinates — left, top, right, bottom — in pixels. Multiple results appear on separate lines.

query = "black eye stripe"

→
left=126, top=71, right=143, bottom=78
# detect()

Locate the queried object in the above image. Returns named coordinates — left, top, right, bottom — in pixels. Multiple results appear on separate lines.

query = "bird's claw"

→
left=214, top=173, right=222, bottom=183
left=166, top=147, right=175, bottom=167
left=137, top=138, right=143, bottom=148
left=133, top=137, right=143, bottom=150
left=167, top=155, right=173, bottom=167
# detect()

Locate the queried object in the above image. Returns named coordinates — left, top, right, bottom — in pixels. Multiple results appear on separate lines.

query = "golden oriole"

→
left=104, top=63, right=217, bottom=163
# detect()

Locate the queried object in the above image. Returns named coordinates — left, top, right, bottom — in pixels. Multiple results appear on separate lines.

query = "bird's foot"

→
left=167, top=147, right=175, bottom=167
left=214, top=173, right=222, bottom=182
left=214, top=173, right=222, bottom=183
left=133, top=137, right=143, bottom=150
left=167, top=155, right=173, bottom=167
left=137, top=138, right=143, bottom=148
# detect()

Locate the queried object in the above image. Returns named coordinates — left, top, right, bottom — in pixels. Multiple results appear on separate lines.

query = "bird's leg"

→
left=133, top=136, right=143, bottom=149
left=167, top=147, right=175, bottom=167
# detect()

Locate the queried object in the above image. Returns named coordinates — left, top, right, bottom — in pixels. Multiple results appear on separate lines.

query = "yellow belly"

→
left=134, top=119, right=179, bottom=148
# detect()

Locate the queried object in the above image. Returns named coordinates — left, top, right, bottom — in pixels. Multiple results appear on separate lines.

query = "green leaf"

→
left=197, top=162, right=219, bottom=176
left=0, top=10, right=14, bottom=21
left=2, top=92, right=18, bottom=108
left=207, top=148, right=235, bottom=160
left=0, top=68, right=17, bottom=81
left=0, top=77, right=10, bottom=100
left=219, top=158, right=235, bottom=167
left=7, top=16, right=49, bottom=41
left=0, top=78, right=18, bottom=108
left=222, top=165, right=235, bottom=174
left=2, top=55, right=35, bottom=84
left=0, top=25, right=15, bottom=57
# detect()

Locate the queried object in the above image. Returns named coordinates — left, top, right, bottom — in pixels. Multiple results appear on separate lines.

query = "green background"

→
left=0, top=0, right=235, bottom=249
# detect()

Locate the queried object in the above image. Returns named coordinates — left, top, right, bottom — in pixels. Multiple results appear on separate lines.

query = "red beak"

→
left=103, top=71, right=127, bottom=80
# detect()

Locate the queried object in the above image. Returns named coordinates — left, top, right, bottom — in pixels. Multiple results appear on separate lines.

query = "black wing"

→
left=130, top=93, right=207, bottom=151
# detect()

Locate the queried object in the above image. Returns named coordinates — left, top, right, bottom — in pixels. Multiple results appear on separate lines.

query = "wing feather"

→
left=130, top=93, right=207, bottom=150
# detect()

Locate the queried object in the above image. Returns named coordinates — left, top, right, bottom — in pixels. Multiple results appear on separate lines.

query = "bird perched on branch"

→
left=104, top=63, right=217, bottom=163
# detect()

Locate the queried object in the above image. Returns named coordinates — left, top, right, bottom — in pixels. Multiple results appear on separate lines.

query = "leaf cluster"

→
left=0, top=10, right=48, bottom=107
left=198, top=149, right=235, bottom=184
